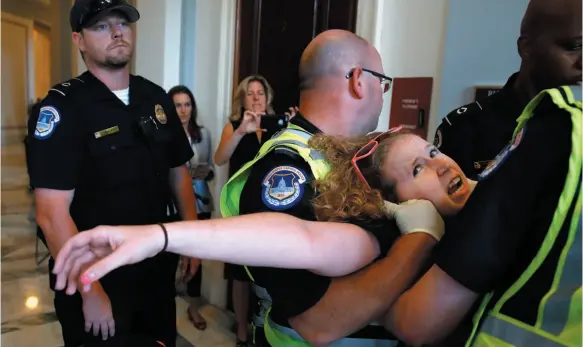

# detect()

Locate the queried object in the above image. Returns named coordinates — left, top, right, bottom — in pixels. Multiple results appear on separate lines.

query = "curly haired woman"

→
left=51, top=129, right=476, bottom=285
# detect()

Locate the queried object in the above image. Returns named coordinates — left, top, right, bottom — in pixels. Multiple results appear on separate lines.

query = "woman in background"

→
left=214, top=75, right=294, bottom=347
left=168, top=85, right=214, bottom=331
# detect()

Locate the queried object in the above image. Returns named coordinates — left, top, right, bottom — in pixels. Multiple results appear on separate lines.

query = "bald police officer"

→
left=434, top=0, right=582, bottom=179
left=27, top=1, right=197, bottom=346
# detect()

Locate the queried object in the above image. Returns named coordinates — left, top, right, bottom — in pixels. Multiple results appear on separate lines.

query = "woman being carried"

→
left=52, top=128, right=475, bottom=291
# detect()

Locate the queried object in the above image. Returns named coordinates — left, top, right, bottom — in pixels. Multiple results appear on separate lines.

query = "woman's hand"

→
left=180, top=256, right=201, bottom=281
left=53, top=225, right=165, bottom=294
left=285, top=106, right=300, bottom=119
left=235, top=110, right=266, bottom=135
left=383, top=199, right=445, bottom=241
left=192, top=165, right=211, bottom=180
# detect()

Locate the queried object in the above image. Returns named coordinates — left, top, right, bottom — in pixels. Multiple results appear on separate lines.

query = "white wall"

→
left=189, top=0, right=237, bottom=308
left=134, top=0, right=182, bottom=90
left=374, top=0, right=449, bottom=138
left=438, top=0, right=528, bottom=118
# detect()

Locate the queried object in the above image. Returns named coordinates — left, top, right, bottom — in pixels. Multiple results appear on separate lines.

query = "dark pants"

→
left=185, top=213, right=211, bottom=298
left=53, top=253, right=179, bottom=347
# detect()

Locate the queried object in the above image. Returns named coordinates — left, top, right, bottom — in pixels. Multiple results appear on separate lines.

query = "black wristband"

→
left=157, top=223, right=168, bottom=253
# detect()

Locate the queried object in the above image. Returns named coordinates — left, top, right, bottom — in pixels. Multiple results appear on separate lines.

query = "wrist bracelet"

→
left=157, top=223, right=169, bottom=253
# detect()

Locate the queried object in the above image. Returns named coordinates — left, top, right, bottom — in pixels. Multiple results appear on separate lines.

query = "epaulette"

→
left=439, top=101, right=482, bottom=128
left=273, top=146, right=304, bottom=161
left=440, top=91, right=507, bottom=128
left=47, top=76, right=86, bottom=98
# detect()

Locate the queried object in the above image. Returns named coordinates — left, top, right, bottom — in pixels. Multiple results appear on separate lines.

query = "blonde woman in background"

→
left=214, top=75, right=296, bottom=347
left=168, top=85, right=214, bottom=331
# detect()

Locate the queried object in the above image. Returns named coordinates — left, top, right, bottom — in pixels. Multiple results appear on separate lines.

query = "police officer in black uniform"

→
left=235, top=30, right=441, bottom=347
left=384, top=84, right=581, bottom=345
left=433, top=0, right=582, bottom=180
left=27, top=1, right=196, bottom=346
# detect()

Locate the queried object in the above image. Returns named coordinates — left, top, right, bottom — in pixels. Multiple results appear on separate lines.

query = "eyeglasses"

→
left=346, top=68, right=393, bottom=93
left=351, top=126, right=403, bottom=190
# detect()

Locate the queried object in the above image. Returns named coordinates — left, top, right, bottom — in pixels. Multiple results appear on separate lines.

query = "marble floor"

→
left=1, top=213, right=240, bottom=347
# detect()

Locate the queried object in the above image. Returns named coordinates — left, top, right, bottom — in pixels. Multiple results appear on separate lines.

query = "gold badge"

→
left=154, top=104, right=167, bottom=124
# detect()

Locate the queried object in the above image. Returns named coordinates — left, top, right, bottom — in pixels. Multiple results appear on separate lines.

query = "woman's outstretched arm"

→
left=53, top=212, right=381, bottom=294
left=166, top=213, right=380, bottom=276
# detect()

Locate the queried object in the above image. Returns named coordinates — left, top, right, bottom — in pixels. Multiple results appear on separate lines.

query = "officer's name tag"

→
left=94, top=126, right=120, bottom=139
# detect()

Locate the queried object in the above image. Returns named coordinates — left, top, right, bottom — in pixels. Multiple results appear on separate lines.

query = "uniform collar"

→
left=502, top=72, right=519, bottom=91
left=290, top=113, right=323, bottom=134
left=79, top=71, right=146, bottom=105
left=497, top=72, right=527, bottom=115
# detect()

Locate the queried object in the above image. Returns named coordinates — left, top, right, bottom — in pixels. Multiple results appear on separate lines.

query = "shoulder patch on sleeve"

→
left=478, top=127, right=526, bottom=181
left=34, top=106, right=61, bottom=139
left=261, top=165, right=308, bottom=211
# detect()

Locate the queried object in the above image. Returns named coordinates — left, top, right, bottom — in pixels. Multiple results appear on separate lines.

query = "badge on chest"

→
left=154, top=104, right=167, bottom=125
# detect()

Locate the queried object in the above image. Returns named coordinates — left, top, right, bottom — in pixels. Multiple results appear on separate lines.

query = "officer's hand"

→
left=180, top=256, right=201, bottom=282
left=382, top=199, right=445, bottom=241
left=53, top=225, right=166, bottom=294
left=285, top=106, right=299, bottom=119
left=236, top=111, right=266, bottom=135
left=81, top=282, right=115, bottom=340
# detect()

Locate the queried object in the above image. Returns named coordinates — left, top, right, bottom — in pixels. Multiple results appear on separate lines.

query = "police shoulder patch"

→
left=261, top=165, right=308, bottom=211
left=478, top=127, right=526, bottom=181
left=34, top=106, right=61, bottom=139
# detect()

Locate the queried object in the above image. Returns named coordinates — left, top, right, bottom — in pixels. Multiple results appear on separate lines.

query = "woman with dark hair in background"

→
left=168, top=85, right=214, bottom=331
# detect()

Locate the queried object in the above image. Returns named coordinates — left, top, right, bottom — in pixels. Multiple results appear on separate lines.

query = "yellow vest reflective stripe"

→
left=220, top=123, right=330, bottom=220
left=219, top=123, right=330, bottom=347
left=467, top=86, right=583, bottom=347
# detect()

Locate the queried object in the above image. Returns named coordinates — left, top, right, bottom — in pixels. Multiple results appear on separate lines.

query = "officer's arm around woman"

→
left=384, top=88, right=581, bottom=346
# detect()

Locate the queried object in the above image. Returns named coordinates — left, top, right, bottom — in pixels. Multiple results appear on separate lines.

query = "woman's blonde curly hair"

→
left=308, top=131, right=410, bottom=222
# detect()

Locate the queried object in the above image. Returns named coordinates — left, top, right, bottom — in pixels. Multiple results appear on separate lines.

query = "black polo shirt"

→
left=239, top=114, right=400, bottom=339
left=434, top=94, right=576, bottom=344
left=27, top=71, right=193, bottom=291
left=434, top=73, right=526, bottom=180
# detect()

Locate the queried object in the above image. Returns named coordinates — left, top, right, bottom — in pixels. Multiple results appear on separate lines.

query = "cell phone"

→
left=260, top=114, right=289, bottom=130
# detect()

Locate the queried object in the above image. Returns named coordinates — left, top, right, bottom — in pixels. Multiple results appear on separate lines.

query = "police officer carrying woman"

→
left=26, top=1, right=196, bottom=346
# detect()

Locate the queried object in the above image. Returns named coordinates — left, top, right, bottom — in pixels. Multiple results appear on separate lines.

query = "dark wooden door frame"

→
left=232, top=0, right=357, bottom=86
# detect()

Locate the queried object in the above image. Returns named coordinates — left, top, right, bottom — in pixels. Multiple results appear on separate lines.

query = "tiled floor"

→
left=1, top=213, right=239, bottom=347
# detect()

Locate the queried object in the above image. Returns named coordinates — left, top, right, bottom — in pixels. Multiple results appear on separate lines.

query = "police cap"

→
left=70, top=0, right=140, bottom=33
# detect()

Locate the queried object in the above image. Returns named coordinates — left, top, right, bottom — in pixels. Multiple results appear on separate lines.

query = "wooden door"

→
left=233, top=0, right=358, bottom=113
left=1, top=13, right=35, bottom=215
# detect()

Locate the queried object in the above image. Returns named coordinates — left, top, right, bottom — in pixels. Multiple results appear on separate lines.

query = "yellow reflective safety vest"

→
left=466, top=86, right=582, bottom=347
left=220, top=123, right=330, bottom=347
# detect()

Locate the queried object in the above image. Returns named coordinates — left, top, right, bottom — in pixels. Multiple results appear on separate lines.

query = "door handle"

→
left=418, top=108, right=425, bottom=128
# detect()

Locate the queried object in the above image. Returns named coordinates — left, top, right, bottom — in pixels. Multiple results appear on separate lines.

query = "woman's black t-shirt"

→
left=228, top=116, right=284, bottom=177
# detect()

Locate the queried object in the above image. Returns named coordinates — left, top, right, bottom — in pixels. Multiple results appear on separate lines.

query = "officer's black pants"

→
left=52, top=253, right=179, bottom=347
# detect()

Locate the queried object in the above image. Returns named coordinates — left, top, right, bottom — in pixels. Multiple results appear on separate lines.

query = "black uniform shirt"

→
left=28, top=71, right=193, bottom=231
left=434, top=73, right=526, bottom=180
left=434, top=95, right=575, bottom=339
left=239, top=114, right=401, bottom=338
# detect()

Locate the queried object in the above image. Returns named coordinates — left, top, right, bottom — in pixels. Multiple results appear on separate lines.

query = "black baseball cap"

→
left=70, top=0, right=140, bottom=33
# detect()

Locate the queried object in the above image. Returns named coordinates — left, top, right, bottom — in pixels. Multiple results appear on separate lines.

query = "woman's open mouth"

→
left=447, top=176, right=464, bottom=196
